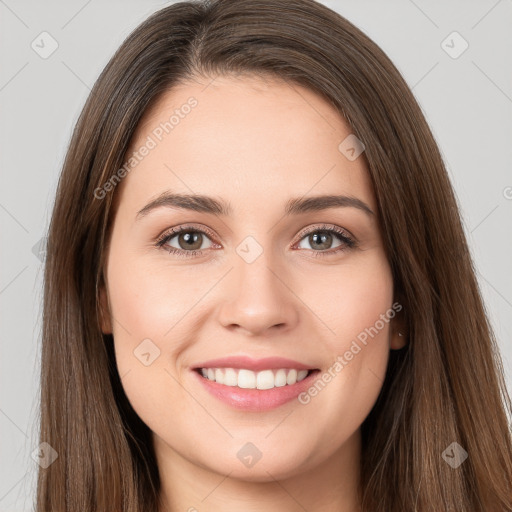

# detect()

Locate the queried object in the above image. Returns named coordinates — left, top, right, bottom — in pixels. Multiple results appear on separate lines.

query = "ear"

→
left=390, top=323, right=407, bottom=350
left=98, top=279, right=112, bottom=335
left=389, top=300, right=408, bottom=350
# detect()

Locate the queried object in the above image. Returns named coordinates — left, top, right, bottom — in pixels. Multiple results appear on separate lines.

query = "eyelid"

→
left=293, top=223, right=355, bottom=246
left=155, top=222, right=357, bottom=257
left=155, top=223, right=219, bottom=247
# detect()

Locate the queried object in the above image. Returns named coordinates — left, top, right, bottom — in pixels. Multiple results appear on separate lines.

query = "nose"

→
left=217, top=251, right=300, bottom=337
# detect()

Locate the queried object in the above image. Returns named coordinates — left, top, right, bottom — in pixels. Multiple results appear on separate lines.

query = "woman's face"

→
left=100, top=74, right=404, bottom=483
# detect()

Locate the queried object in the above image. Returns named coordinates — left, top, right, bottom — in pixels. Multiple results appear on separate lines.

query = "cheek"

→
left=104, top=248, right=220, bottom=414
left=106, top=249, right=203, bottom=344
left=297, top=251, right=393, bottom=415
left=104, top=253, right=196, bottom=432
left=302, top=250, right=394, bottom=352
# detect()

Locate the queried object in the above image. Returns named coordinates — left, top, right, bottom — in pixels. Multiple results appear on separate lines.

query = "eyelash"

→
left=155, top=223, right=357, bottom=259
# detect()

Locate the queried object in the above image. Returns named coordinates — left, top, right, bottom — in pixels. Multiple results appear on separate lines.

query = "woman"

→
left=37, top=0, right=512, bottom=510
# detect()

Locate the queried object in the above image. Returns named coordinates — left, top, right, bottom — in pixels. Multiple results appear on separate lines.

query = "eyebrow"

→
left=135, top=191, right=374, bottom=219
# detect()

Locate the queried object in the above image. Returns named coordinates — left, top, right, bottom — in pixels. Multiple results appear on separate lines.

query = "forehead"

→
left=114, top=74, right=376, bottom=217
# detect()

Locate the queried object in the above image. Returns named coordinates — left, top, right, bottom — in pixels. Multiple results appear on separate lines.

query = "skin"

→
left=99, top=73, right=406, bottom=512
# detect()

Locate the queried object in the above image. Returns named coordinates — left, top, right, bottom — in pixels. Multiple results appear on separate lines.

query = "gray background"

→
left=1, top=0, right=511, bottom=509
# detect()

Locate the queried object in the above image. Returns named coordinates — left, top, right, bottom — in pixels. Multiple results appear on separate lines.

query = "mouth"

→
left=191, top=359, right=321, bottom=411
left=194, top=367, right=315, bottom=389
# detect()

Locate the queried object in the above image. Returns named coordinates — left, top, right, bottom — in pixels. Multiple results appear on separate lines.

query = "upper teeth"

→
left=200, top=368, right=309, bottom=389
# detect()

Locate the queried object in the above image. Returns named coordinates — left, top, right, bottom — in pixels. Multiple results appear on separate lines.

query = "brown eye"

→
left=295, top=225, right=356, bottom=255
left=173, top=231, right=204, bottom=251
left=155, top=224, right=218, bottom=258
left=160, top=229, right=213, bottom=252
left=301, top=230, right=339, bottom=251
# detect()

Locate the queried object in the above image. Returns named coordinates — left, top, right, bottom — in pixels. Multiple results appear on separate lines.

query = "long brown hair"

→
left=38, top=0, right=512, bottom=510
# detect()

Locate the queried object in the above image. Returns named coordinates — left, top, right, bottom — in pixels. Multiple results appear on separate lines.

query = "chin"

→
left=200, top=443, right=316, bottom=483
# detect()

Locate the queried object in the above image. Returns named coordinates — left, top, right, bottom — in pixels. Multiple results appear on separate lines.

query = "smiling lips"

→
left=192, top=356, right=319, bottom=411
